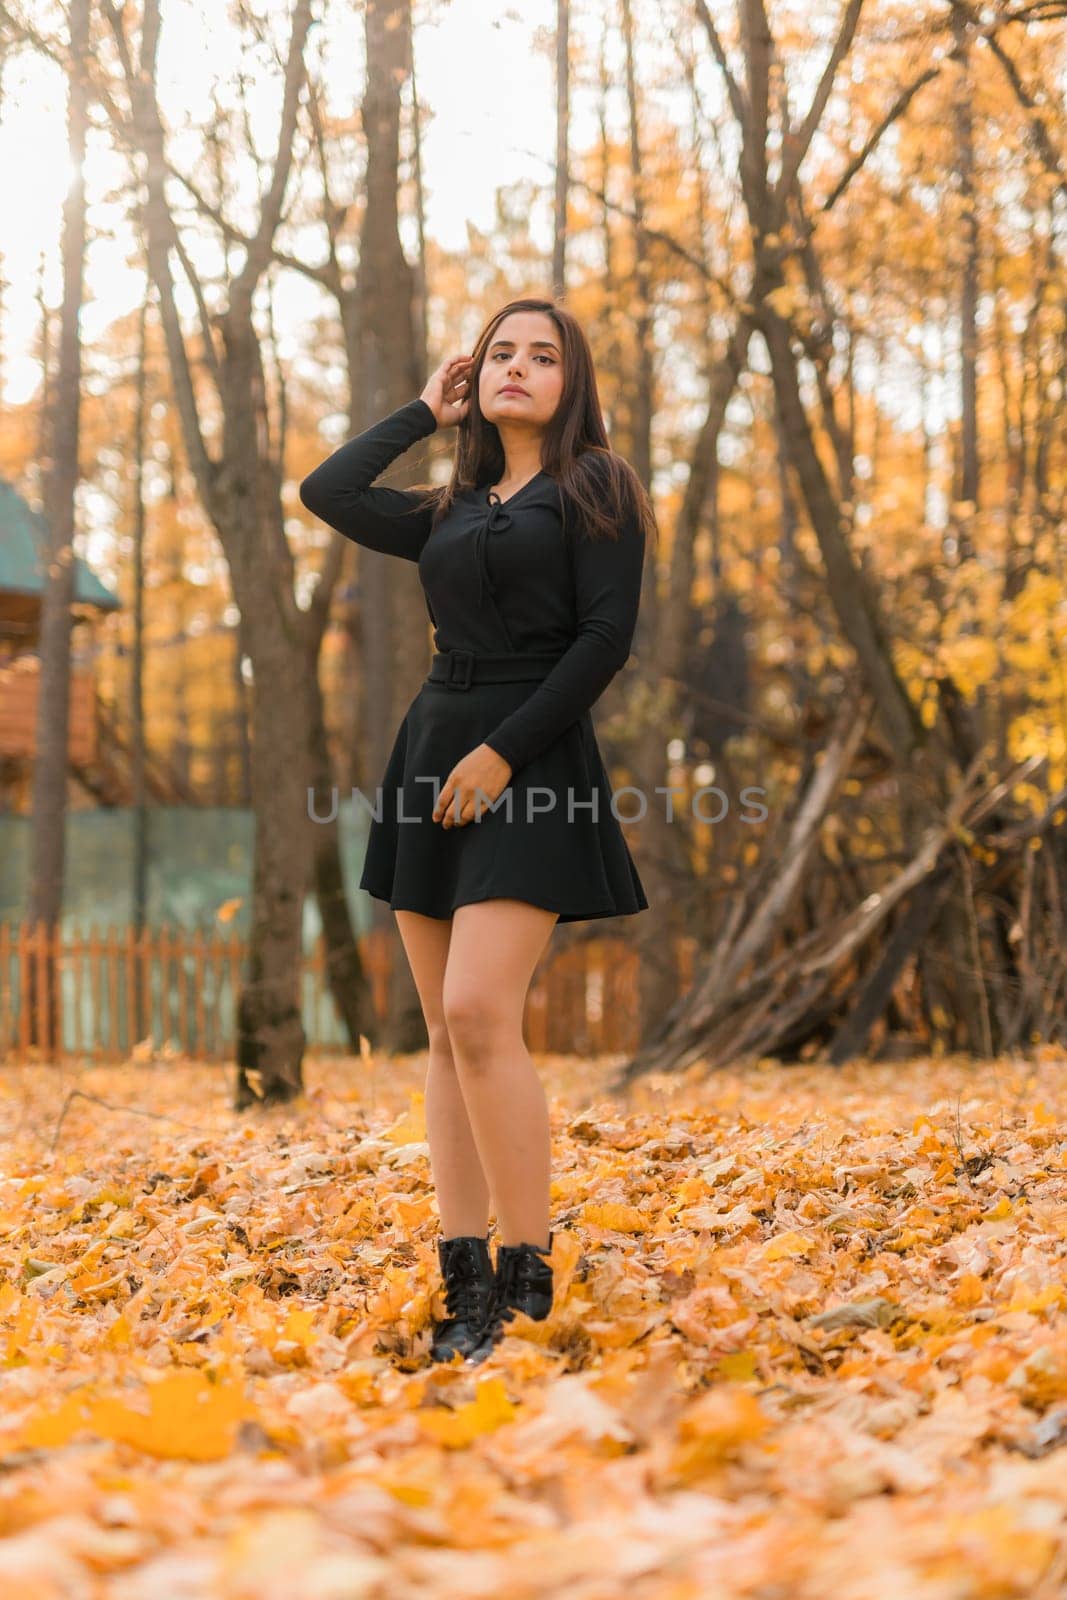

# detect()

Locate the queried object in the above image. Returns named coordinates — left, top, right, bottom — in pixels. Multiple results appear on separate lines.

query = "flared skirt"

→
left=358, top=677, right=648, bottom=924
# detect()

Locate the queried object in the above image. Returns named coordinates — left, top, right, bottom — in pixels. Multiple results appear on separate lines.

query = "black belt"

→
left=427, top=648, right=566, bottom=691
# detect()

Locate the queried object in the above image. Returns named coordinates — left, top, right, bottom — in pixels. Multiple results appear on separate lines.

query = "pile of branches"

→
left=614, top=689, right=1065, bottom=1088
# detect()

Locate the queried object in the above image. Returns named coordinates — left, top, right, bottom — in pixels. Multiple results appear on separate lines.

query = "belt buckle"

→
left=445, top=648, right=474, bottom=690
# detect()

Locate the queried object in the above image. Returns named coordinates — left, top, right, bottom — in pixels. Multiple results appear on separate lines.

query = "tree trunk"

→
left=234, top=637, right=311, bottom=1105
left=629, top=305, right=753, bottom=1033
left=304, top=612, right=376, bottom=1048
left=25, top=0, right=90, bottom=1055
left=104, top=0, right=318, bottom=1103
left=356, top=0, right=430, bottom=1054
left=552, top=0, right=570, bottom=299
left=131, top=277, right=150, bottom=1040
left=951, top=5, right=979, bottom=562
left=220, top=306, right=316, bottom=1105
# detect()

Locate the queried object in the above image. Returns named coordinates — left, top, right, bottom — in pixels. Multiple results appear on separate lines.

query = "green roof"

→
left=0, top=479, right=121, bottom=611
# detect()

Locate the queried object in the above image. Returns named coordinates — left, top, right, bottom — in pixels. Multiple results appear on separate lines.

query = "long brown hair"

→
left=410, top=296, right=659, bottom=551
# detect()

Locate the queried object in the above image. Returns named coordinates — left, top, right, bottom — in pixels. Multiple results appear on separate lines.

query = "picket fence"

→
left=0, top=920, right=697, bottom=1064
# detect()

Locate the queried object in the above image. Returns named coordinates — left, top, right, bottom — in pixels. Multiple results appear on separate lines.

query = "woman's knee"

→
left=425, top=1018, right=456, bottom=1063
left=441, top=986, right=514, bottom=1064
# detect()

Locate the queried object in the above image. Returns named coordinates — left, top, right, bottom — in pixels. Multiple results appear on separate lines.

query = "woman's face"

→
left=478, top=310, right=565, bottom=436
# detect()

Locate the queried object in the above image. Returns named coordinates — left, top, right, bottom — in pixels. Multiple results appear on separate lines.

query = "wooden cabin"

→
left=0, top=478, right=123, bottom=813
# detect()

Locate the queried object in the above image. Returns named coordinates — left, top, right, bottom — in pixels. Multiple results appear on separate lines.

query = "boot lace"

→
left=437, top=1238, right=492, bottom=1330
left=481, top=1247, right=551, bottom=1334
left=443, top=1271, right=488, bottom=1325
left=481, top=1253, right=519, bottom=1333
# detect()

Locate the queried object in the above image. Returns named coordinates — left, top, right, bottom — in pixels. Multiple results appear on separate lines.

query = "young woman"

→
left=299, top=296, right=658, bottom=1365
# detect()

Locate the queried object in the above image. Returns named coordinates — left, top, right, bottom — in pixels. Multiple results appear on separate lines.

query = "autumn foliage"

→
left=1, top=1048, right=1066, bottom=1595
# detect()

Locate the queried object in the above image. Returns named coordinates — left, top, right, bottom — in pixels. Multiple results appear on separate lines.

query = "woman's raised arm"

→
left=298, top=398, right=439, bottom=563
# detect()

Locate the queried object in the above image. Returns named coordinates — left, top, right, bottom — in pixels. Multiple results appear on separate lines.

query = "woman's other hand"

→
left=421, top=354, right=474, bottom=428
left=433, top=744, right=513, bottom=828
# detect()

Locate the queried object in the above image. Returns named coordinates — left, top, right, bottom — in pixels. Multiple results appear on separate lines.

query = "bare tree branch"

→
left=232, top=0, right=313, bottom=302
left=773, top=0, right=865, bottom=210
left=304, top=72, right=348, bottom=294
left=820, top=65, right=942, bottom=213
left=692, top=0, right=748, bottom=129
left=164, top=158, right=337, bottom=291
left=981, top=21, right=1067, bottom=194
left=100, top=0, right=220, bottom=506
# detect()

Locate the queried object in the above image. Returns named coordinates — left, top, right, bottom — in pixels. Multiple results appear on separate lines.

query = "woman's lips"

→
left=500, top=387, right=528, bottom=396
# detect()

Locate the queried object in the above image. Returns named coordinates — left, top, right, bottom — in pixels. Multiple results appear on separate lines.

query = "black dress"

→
left=299, top=397, right=649, bottom=924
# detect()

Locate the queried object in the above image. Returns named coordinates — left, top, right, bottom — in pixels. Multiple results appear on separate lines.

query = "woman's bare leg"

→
left=442, top=898, right=559, bottom=1250
left=394, top=908, right=491, bottom=1237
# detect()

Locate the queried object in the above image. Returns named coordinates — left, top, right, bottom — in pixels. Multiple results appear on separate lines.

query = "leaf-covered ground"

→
left=1, top=1047, right=1066, bottom=1599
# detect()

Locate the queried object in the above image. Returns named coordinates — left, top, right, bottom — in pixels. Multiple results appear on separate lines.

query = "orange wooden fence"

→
left=0, top=920, right=697, bottom=1064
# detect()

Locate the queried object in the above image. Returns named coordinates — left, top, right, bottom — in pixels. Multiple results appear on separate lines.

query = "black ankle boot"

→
left=464, top=1233, right=554, bottom=1365
left=429, top=1234, right=496, bottom=1363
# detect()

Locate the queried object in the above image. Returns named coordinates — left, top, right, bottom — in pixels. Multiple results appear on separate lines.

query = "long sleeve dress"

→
left=298, top=396, right=649, bottom=923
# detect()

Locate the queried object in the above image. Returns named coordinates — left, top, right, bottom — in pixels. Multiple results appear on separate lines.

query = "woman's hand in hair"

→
left=421, top=354, right=474, bottom=428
